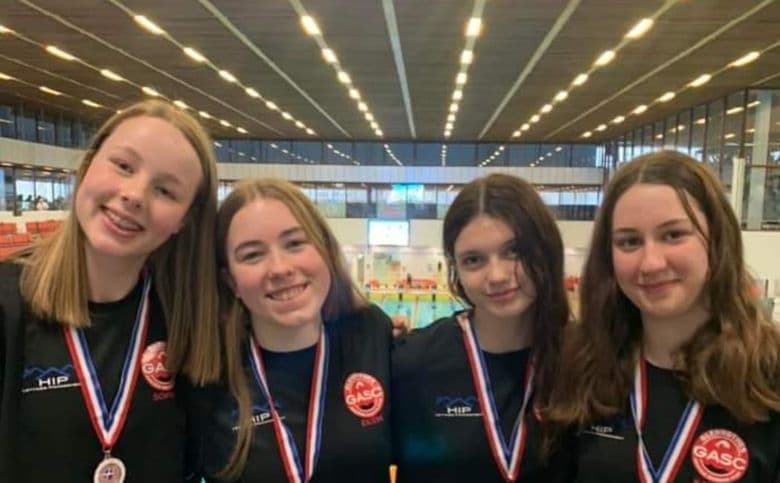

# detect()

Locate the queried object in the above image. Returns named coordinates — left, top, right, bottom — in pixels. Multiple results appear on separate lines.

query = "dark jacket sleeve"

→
left=0, top=262, right=24, bottom=482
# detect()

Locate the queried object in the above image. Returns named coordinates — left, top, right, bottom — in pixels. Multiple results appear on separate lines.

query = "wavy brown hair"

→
left=15, top=99, right=221, bottom=384
left=443, top=173, right=571, bottom=424
left=545, top=150, right=780, bottom=432
left=215, top=178, right=366, bottom=480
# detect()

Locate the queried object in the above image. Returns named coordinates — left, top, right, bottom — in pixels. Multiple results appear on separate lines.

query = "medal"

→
left=630, top=352, right=703, bottom=483
left=246, top=330, right=329, bottom=483
left=63, top=274, right=151, bottom=482
left=456, top=313, right=534, bottom=482
left=93, top=454, right=126, bottom=483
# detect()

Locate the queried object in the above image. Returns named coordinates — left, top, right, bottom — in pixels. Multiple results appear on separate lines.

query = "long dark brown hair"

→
left=215, top=178, right=366, bottom=479
left=546, top=150, right=780, bottom=431
left=443, top=173, right=571, bottom=420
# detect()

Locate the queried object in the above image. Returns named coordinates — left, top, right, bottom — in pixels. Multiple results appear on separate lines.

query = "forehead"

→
left=454, top=214, right=514, bottom=253
left=227, top=197, right=301, bottom=243
left=612, top=183, right=702, bottom=227
left=102, top=116, right=200, bottom=171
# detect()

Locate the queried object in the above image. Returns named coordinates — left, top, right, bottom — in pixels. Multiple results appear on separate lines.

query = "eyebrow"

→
left=114, top=145, right=185, bottom=186
left=455, top=237, right=516, bottom=257
left=612, top=218, right=691, bottom=234
left=231, top=226, right=305, bottom=255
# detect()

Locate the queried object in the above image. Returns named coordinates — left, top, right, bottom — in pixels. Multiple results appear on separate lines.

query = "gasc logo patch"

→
left=690, top=429, right=749, bottom=483
left=343, top=372, right=384, bottom=419
left=141, top=341, right=174, bottom=392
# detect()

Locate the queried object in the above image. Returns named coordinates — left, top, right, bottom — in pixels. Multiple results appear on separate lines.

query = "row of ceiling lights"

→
left=129, top=13, right=314, bottom=136
left=299, top=13, right=384, bottom=139
left=581, top=48, right=770, bottom=139
left=0, top=22, right=251, bottom=135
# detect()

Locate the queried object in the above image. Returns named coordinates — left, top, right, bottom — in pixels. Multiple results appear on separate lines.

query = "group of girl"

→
left=1, top=99, right=778, bottom=482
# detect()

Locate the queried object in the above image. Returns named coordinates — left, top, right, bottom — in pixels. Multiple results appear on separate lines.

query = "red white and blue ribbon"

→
left=630, top=352, right=703, bottom=483
left=247, top=330, right=329, bottom=483
left=457, top=313, right=534, bottom=482
left=62, top=274, right=151, bottom=452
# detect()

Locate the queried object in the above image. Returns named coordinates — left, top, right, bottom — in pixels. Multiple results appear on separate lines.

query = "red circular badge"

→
left=343, top=372, right=384, bottom=419
left=141, top=341, right=174, bottom=392
left=690, top=429, right=749, bottom=483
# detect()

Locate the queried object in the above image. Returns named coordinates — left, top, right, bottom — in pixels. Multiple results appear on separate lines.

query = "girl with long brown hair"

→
left=547, top=150, right=780, bottom=482
left=188, top=178, right=394, bottom=482
left=392, top=173, right=574, bottom=482
left=0, top=99, right=221, bottom=482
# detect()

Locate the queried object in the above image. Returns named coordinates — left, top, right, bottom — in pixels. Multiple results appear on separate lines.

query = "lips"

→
left=267, top=283, right=308, bottom=301
left=486, top=287, right=519, bottom=300
left=638, top=279, right=678, bottom=295
left=102, top=206, right=143, bottom=233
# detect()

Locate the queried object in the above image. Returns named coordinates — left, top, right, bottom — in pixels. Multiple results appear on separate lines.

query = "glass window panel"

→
left=539, top=144, right=568, bottom=167
left=346, top=184, right=368, bottom=203
left=663, top=114, right=677, bottom=151
left=293, top=141, right=323, bottom=164
left=477, top=143, right=506, bottom=166
left=323, top=142, right=353, bottom=165
left=0, top=166, right=13, bottom=212
left=266, top=141, right=293, bottom=163
left=375, top=185, right=406, bottom=219
left=16, top=106, right=36, bottom=142
left=691, top=104, right=707, bottom=161
left=387, top=143, right=414, bottom=165
left=705, top=98, right=724, bottom=171
left=508, top=144, right=539, bottom=167
left=354, top=142, right=384, bottom=165
left=676, top=109, right=691, bottom=155
left=15, top=168, right=35, bottom=211
left=721, top=91, right=746, bottom=188
left=653, top=120, right=665, bottom=151
left=571, top=145, right=598, bottom=167
left=56, top=115, right=73, bottom=147
left=417, top=143, right=444, bottom=166
left=0, top=104, right=16, bottom=138
left=37, top=111, right=56, bottom=145
left=446, top=143, right=476, bottom=167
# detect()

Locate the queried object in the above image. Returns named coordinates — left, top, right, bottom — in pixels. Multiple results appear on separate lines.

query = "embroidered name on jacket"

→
left=434, top=395, right=481, bottom=417
left=22, top=364, right=80, bottom=393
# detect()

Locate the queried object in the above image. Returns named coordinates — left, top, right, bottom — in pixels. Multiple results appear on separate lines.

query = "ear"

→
left=221, top=267, right=238, bottom=297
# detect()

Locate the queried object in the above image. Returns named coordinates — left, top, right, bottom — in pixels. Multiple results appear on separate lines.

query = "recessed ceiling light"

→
left=337, top=71, right=351, bottom=84
left=540, top=104, right=553, bottom=113
left=632, top=104, right=648, bottom=115
left=82, top=99, right=101, bottom=108
left=173, top=100, right=189, bottom=109
left=730, top=51, right=760, bottom=67
left=183, top=47, right=207, bottom=63
left=301, top=15, right=321, bottom=36
left=134, top=15, right=165, bottom=35
left=625, top=18, right=654, bottom=39
left=612, top=115, right=625, bottom=124
left=554, top=91, right=568, bottom=102
left=594, top=50, right=616, bottom=66
left=571, top=73, right=588, bottom=86
left=99, top=69, right=125, bottom=83
left=658, top=91, right=676, bottom=102
left=245, top=87, right=260, bottom=98
left=456, top=72, right=467, bottom=85
left=219, top=70, right=237, bottom=83
left=688, top=74, right=711, bottom=88
left=141, top=86, right=160, bottom=97
left=322, top=48, right=337, bottom=64
left=460, top=50, right=474, bottom=65
left=465, top=17, right=482, bottom=37
left=45, top=46, right=76, bottom=61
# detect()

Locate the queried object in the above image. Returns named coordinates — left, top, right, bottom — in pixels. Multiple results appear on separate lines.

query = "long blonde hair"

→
left=215, top=178, right=366, bottom=480
left=16, top=99, right=221, bottom=384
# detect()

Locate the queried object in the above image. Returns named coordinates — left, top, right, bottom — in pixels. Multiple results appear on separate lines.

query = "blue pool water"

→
left=377, top=299, right=462, bottom=329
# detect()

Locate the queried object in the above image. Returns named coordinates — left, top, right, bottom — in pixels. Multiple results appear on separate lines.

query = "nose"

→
left=267, top=248, right=293, bottom=278
left=119, top=177, right=145, bottom=210
left=485, top=257, right=513, bottom=285
left=638, top=240, right=667, bottom=274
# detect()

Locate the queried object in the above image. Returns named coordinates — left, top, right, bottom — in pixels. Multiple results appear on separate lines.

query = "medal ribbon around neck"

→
left=456, top=313, right=535, bottom=482
left=62, top=273, right=151, bottom=452
left=247, top=330, right=329, bottom=483
left=629, top=352, right=703, bottom=483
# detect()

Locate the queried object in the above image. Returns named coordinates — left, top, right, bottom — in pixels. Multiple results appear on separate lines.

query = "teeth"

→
left=270, top=285, right=305, bottom=301
left=105, top=209, right=141, bottom=231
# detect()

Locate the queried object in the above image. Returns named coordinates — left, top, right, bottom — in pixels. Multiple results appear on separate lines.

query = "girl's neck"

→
left=642, top=309, right=709, bottom=369
left=471, top=309, right=533, bottom=353
left=84, top=247, right=146, bottom=302
left=251, top=316, right=322, bottom=352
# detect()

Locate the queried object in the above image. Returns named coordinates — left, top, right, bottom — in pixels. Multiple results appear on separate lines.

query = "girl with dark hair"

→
left=188, top=178, right=394, bottom=482
left=0, top=99, right=221, bottom=482
left=547, top=150, right=780, bottom=482
left=392, top=173, right=573, bottom=482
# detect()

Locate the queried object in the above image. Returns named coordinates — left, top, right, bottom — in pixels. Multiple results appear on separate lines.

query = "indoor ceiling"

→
left=0, top=0, right=779, bottom=144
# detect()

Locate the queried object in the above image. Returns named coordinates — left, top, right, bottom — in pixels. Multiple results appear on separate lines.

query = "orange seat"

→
left=25, top=221, right=40, bottom=234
